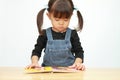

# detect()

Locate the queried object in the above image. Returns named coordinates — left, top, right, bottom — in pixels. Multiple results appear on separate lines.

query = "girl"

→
left=27, top=0, right=85, bottom=70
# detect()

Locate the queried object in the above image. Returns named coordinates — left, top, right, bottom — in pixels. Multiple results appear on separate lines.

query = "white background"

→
left=0, top=0, right=120, bottom=68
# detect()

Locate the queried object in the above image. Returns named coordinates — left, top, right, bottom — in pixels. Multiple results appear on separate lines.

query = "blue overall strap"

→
left=46, top=28, right=53, bottom=41
left=65, top=28, right=71, bottom=40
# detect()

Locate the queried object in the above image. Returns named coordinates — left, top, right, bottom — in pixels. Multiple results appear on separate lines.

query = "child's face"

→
left=47, top=13, right=71, bottom=32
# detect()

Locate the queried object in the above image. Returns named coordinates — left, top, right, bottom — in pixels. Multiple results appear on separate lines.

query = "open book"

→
left=25, top=67, right=80, bottom=73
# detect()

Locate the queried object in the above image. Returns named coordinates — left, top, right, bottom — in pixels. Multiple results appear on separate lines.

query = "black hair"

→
left=37, top=0, right=83, bottom=35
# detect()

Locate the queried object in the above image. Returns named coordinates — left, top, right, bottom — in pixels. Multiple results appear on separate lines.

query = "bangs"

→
left=50, top=1, right=73, bottom=19
left=53, top=8, right=72, bottom=18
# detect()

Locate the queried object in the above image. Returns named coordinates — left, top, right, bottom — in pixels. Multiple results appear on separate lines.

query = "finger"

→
left=76, top=65, right=82, bottom=70
left=27, top=64, right=36, bottom=69
left=68, top=64, right=76, bottom=68
left=34, top=66, right=41, bottom=69
left=25, top=65, right=32, bottom=69
left=76, top=64, right=85, bottom=70
left=81, top=65, right=85, bottom=71
left=77, top=65, right=85, bottom=71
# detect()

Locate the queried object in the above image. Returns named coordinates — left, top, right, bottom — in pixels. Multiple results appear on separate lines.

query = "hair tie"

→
left=74, top=7, right=79, bottom=11
left=44, top=5, right=49, bottom=10
left=74, top=5, right=79, bottom=11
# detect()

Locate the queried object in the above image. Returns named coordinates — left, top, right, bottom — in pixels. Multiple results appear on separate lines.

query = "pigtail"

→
left=77, top=10, right=83, bottom=31
left=37, top=8, right=46, bottom=35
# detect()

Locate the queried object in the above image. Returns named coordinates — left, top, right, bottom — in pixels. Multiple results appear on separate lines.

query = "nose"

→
left=59, top=20, right=64, bottom=25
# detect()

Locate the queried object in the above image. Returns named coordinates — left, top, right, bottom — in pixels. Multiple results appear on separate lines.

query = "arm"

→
left=69, top=30, right=85, bottom=70
left=74, top=58, right=82, bottom=63
left=31, top=55, right=39, bottom=64
left=27, top=32, right=47, bottom=68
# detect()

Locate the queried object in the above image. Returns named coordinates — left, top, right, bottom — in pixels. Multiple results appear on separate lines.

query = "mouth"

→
left=58, top=26, right=65, bottom=29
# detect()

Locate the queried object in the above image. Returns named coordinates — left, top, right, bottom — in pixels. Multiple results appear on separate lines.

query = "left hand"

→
left=68, top=58, right=85, bottom=71
left=69, top=63, right=85, bottom=71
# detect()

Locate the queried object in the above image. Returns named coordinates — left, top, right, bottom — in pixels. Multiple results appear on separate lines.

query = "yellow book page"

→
left=25, top=67, right=53, bottom=73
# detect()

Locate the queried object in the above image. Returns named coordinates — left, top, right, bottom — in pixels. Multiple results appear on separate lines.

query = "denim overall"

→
left=42, top=28, right=75, bottom=67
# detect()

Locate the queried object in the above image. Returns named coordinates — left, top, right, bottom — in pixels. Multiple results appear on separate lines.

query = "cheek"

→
left=65, top=21, right=70, bottom=26
left=51, top=21, right=57, bottom=26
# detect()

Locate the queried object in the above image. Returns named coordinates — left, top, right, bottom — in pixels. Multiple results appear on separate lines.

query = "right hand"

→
left=26, top=63, right=41, bottom=69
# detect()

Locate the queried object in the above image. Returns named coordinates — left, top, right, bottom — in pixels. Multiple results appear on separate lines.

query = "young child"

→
left=27, top=0, right=85, bottom=70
